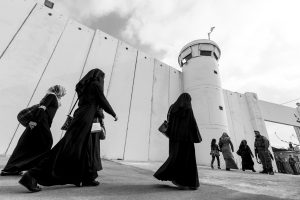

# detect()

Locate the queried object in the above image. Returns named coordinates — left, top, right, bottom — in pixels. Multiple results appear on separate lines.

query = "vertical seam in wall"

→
left=60, top=29, right=97, bottom=138
left=147, top=59, right=156, bottom=161
left=0, top=3, right=37, bottom=60
left=168, top=67, right=171, bottom=106
left=122, top=50, right=139, bottom=160
left=67, top=29, right=96, bottom=113
left=106, top=40, right=120, bottom=96
left=5, top=16, right=69, bottom=155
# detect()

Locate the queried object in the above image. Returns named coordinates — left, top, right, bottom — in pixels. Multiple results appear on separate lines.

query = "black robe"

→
left=154, top=105, right=202, bottom=188
left=28, top=81, right=115, bottom=186
left=237, top=145, right=254, bottom=170
left=2, top=94, right=58, bottom=173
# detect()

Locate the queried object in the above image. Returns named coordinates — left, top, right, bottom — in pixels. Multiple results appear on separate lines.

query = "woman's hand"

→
left=28, top=121, right=37, bottom=129
left=114, top=116, right=118, bottom=121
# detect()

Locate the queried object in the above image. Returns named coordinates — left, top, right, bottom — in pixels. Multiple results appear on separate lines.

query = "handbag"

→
left=158, top=105, right=173, bottom=137
left=158, top=120, right=168, bottom=134
left=17, top=104, right=40, bottom=127
left=91, top=118, right=106, bottom=140
left=61, top=98, right=78, bottom=130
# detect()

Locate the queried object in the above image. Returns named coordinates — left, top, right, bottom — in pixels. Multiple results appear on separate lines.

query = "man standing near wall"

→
left=254, top=130, right=274, bottom=175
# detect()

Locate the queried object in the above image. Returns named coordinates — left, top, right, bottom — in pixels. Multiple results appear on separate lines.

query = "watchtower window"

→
left=200, top=50, right=212, bottom=56
left=182, top=53, right=192, bottom=65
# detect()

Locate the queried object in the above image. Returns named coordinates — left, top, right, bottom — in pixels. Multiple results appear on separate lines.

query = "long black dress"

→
left=154, top=94, right=202, bottom=188
left=1, top=94, right=58, bottom=174
left=27, top=81, right=116, bottom=186
left=85, top=108, right=105, bottom=182
left=237, top=145, right=255, bottom=171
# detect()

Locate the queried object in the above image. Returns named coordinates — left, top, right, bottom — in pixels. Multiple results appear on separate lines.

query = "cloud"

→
left=53, top=0, right=300, bottom=106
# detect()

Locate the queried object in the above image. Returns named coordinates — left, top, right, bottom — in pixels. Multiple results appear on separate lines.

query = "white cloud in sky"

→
left=53, top=0, right=300, bottom=106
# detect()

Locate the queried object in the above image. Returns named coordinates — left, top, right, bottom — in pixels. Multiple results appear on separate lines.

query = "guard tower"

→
left=178, top=39, right=229, bottom=166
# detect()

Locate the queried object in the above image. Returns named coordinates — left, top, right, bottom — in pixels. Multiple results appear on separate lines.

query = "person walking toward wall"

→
left=236, top=140, right=256, bottom=172
left=84, top=107, right=106, bottom=186
left=254, top=130, right=274, bottom=175
left=219, top=132, right=238, bottom=171
left=154, top=93, right=202, bottom=190
left=18, top=69, right=118, bottom=192
left=210, top=139, right=221, bottom=169
left=1, top=85, right=66, bottom=176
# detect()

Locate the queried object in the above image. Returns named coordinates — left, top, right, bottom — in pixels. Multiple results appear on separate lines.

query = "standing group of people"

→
left=210, top=130, right=274, bottom=175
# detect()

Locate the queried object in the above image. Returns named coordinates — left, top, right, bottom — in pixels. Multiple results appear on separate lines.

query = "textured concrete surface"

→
left=0, top=156, right=299, bottom=200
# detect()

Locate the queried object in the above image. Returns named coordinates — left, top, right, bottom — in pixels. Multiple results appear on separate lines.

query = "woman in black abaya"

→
left=1, top=85, right=66, bottom=176
left=237, top=140, right=256, bottom=172
left=19, top=68, right=118, bottom=192
left=154, top=93, right=202, bottom=190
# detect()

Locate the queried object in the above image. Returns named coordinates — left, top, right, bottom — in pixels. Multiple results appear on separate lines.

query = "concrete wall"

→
left=0, top=0, right=183, bottom=164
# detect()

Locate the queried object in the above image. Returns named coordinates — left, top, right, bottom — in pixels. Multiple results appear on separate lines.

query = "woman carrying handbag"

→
left=1, top=85, right=66, bottom=176
left=154, top=93, right=202, bottom=190
left=84, top=107, right=106, bottom=186
left=19, top=69, right=118, bottom=192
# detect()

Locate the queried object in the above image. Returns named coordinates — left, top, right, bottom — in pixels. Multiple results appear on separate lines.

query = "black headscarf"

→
left=76, top=68, right=105, bottom=96
left=170, top=93, right=192, bottom=115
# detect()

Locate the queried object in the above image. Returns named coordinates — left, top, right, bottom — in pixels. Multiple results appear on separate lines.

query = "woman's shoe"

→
left=171, top=180, right=189, bottom=190
left=252, top=169, right=256, bottom=172
left=82, top=180, right=100, bottom=186
left=218, top=166, right=221, bottom=169
left=226, top=168, right=230, bottom=171
left=1, top=170, right=23, bottom=176
left=18, top=172, right=41, bottom=192
left=189, top=186, right=199, bottom=190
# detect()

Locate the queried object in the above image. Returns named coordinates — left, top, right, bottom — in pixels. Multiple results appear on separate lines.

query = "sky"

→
left=48, top=0, right=300, bottom=148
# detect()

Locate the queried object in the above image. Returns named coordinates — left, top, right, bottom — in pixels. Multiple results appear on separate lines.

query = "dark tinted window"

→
left=200, top=50, right=212, bottom=56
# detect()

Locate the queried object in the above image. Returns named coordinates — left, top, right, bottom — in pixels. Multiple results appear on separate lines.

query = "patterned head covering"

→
left=220, top=132, right=230, bottom=142
left=48, top=85, right=66, bottom=98
left=47, top=85, right=66, bottom=107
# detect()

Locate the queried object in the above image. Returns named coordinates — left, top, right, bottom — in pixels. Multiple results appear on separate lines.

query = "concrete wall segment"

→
left=123, top=52, right=155, bottom=161
left=101, top=41, right=138, bottom=160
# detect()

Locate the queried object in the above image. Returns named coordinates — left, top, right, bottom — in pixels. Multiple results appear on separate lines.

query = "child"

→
left=210, top=138, right=221, bottom=169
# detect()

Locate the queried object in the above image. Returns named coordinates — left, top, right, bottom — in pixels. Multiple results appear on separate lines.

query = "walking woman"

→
left=154, top=93, right=202, bottom=190
left=236, top=140, right=256, bottom=172
left=19, top=69, right=117, bottom=192
left=210, top=139, right=221, bottom=169
left=84, top=107, right=106, bottom=186
left=1, top=85, right=66, bottom=176
left=219, top=132, right=238, bottom=171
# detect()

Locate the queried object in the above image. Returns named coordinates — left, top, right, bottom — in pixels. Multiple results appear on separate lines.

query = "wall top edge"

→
left=34, top=2, right=179, bottom=73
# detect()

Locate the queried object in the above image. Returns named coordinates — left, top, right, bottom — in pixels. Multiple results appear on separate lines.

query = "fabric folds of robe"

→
left=154, top=141, right=199, bottom=188
left=154, top=98, right=201, bottom=188
left=237, top=145, right=254, bottom=170
left=2, top=94, right=58, bottom=173
left=219, top=140, right=238, bottom=169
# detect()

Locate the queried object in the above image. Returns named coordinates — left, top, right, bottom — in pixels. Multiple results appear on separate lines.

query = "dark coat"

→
left=237, top=145, right=254, bottom=170
left=2, top=94, right=58, bottom=172
left=167, top=106, right=202, bottom=143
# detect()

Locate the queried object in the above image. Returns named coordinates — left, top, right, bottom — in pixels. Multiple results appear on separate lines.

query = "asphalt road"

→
left=0, top=159, right=293, bottom=200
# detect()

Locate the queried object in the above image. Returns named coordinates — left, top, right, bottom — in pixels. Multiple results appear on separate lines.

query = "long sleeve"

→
left=248, top=146, right=254, bottom=157
left=93, top=82, right=116, bottom=118
left=33, top=94, right=56, bottom=122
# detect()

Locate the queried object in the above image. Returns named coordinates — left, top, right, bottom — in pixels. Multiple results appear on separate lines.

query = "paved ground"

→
left=0, top=156, right=299, bottom=200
